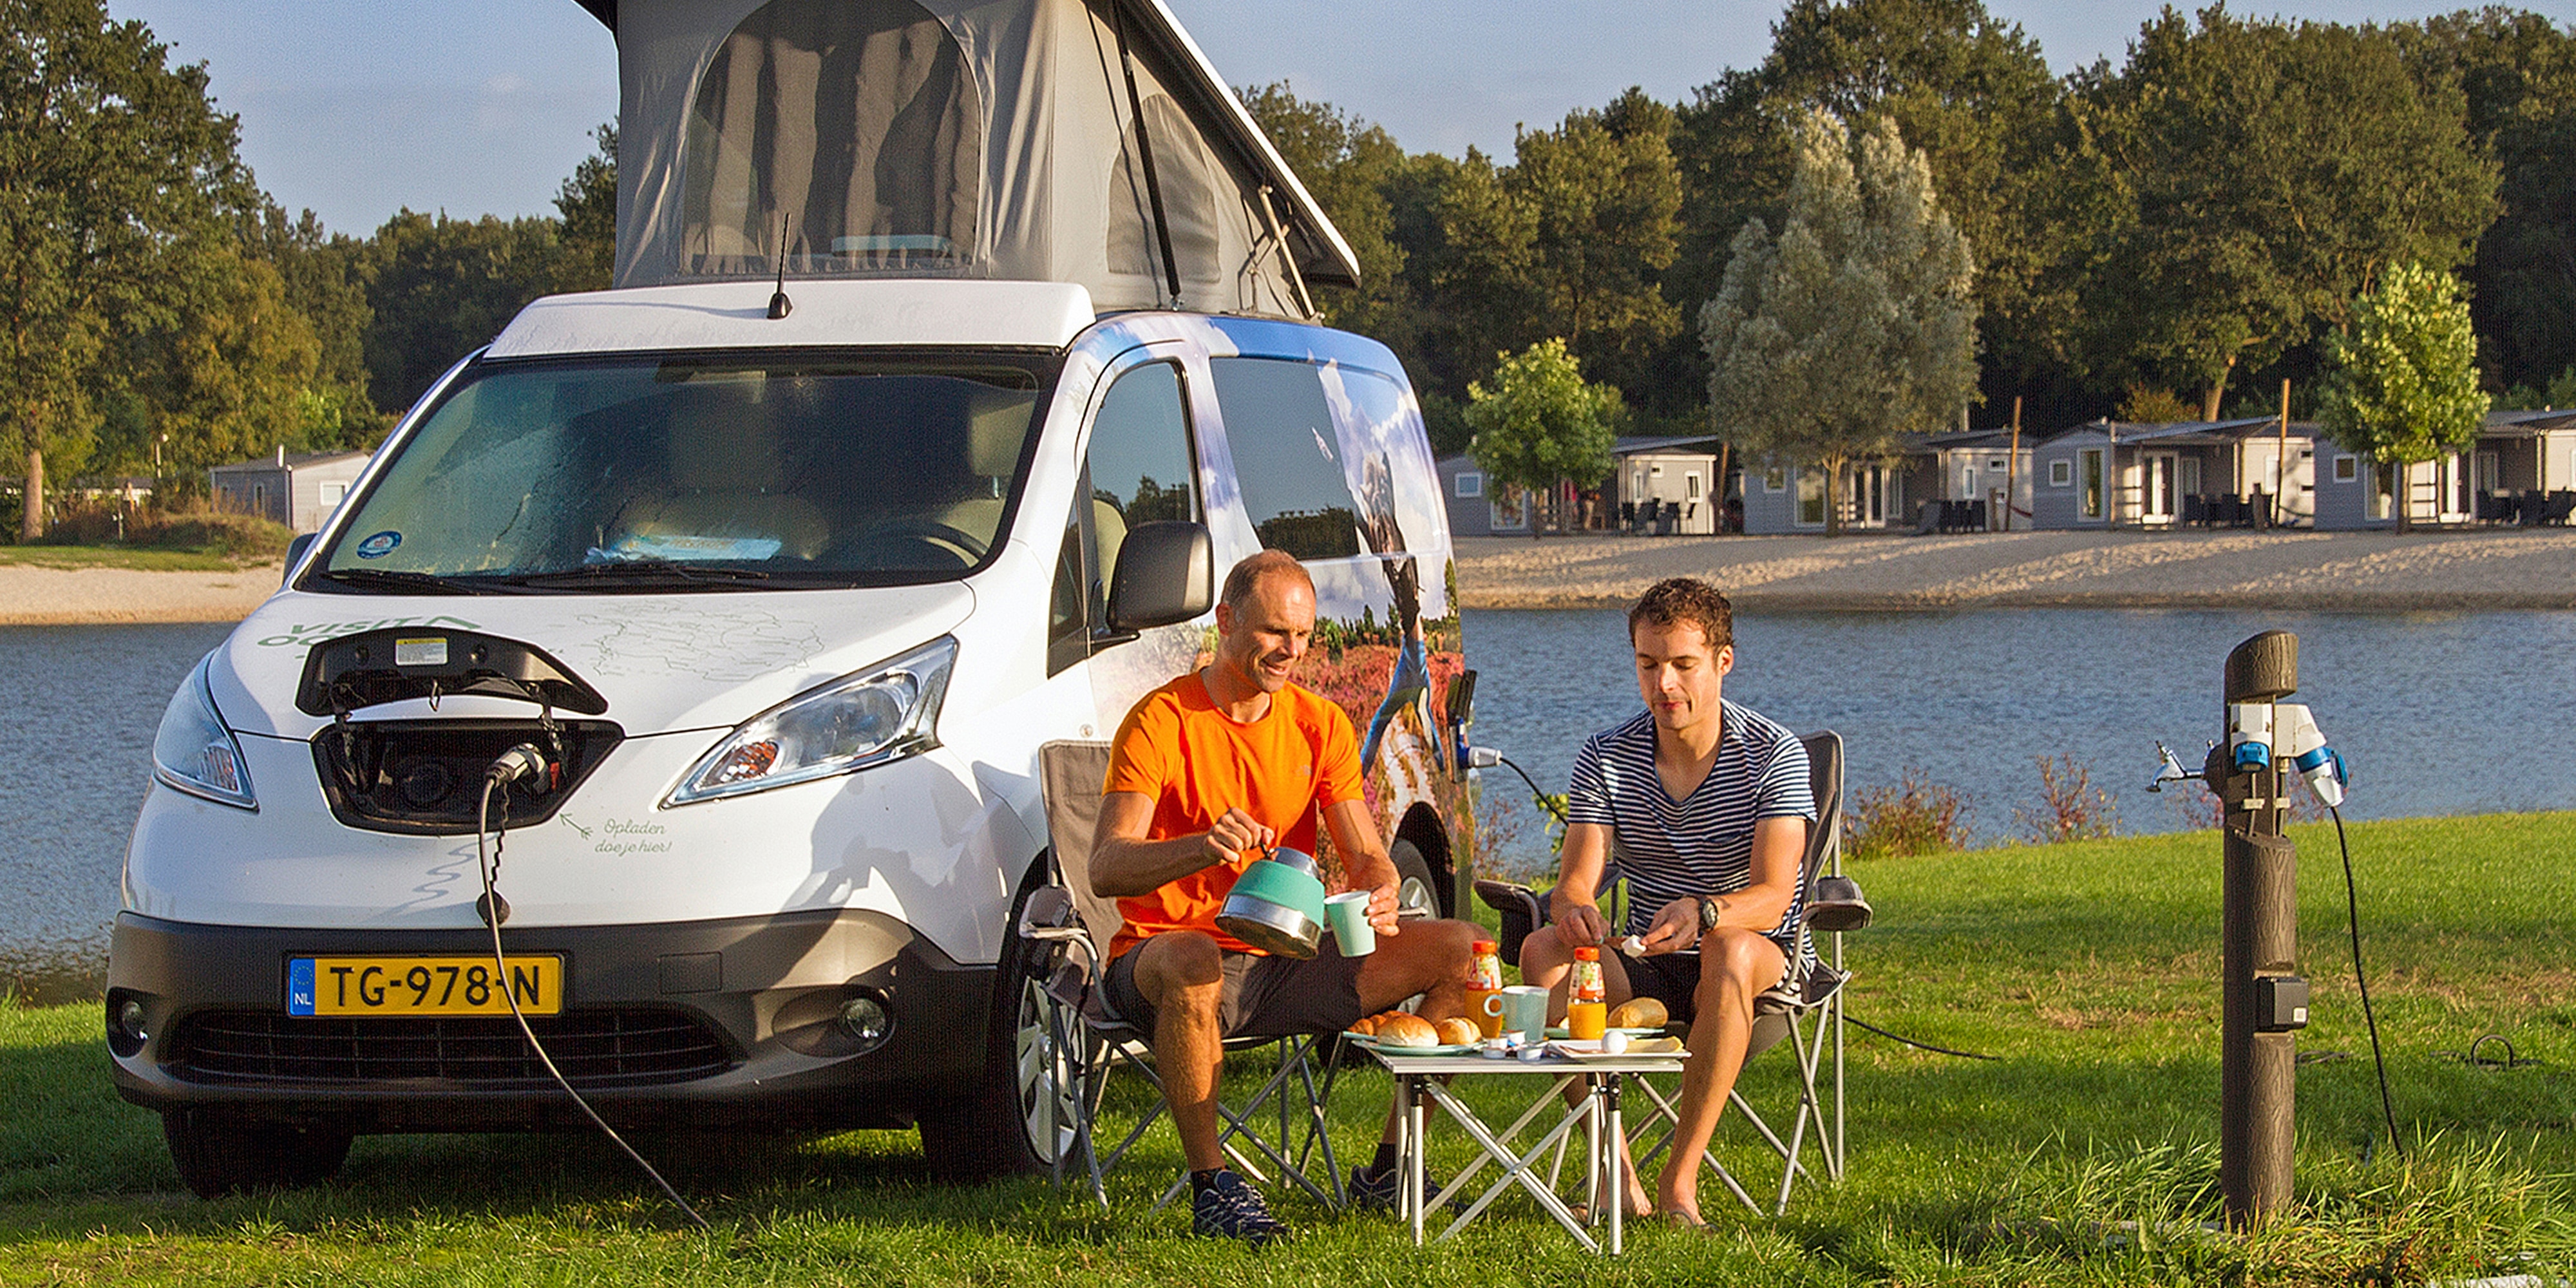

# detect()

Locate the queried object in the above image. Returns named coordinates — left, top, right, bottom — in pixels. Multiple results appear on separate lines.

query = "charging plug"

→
left=486, top=743, right=552, bottom=787
left=2275, top=703, right=2347, bottom=808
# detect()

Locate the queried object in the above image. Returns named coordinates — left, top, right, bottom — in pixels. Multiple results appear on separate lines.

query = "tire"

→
left=162, top=1109, right=352, bottom=1198
left=1390, top=838, right=1444, bottom=920
left=919, top=884, right=1079, bottom=1182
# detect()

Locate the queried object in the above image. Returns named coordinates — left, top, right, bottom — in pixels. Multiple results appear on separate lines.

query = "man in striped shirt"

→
left=1519, top=577, right=1814, bottom=1226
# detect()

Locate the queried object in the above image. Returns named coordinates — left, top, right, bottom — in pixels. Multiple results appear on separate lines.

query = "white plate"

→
left=1547, top=1037, right=1686, bottom=1059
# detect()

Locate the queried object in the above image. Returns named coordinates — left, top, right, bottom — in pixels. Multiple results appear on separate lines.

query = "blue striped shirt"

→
left=1563, top=701, right=1815, bottom=965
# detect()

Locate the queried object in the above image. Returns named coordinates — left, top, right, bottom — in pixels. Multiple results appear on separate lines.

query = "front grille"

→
left=169, top=1009, right=735, bottom=1088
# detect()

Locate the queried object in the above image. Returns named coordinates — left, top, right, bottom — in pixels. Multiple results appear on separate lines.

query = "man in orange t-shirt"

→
left=1093, top=549, right=1476, bottom=1242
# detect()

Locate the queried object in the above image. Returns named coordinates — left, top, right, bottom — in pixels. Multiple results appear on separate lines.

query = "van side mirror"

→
left=1106, top=520, right=1213, bottom=632
left=284, top=532, right=317, bottom=585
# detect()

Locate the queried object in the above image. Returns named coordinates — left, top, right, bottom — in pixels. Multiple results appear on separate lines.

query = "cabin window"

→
left=2333, top=455, right=2358, bottom=483
left=1795, top=466, right=1828, bottom=526
left=1488, top=486, right=1527, bottom=531
left=2049, top=459, right=2072, bottom=488
left=1763, top=465, right=1786, bottom=493
left=2079, top=449, right=2105, bottom=520
left=1454, top=471, right=1482, bottom=499
left=2369, top=462, right=2396, bottom=520
left=318, top=481, right=348, bottom=513
left=681, top=0, right=981, bottom=278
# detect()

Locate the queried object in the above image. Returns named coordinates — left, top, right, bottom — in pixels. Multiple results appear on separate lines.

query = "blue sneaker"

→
left=1348, top=1160, right=1448, bottom=1215
left=1191, top=1169, right=1291, bottom=1245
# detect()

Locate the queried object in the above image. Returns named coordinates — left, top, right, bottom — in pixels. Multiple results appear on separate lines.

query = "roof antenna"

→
left=767, top=209, right=793, bottom=320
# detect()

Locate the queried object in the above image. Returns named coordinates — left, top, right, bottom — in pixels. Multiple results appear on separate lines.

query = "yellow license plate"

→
left=287, top=955, right=564, bottom=1017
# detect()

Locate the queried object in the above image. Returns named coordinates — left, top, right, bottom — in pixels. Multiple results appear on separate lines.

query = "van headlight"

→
left=667, top=637, right=957, bottom=806
left=152, top=656, right=256, bottom=810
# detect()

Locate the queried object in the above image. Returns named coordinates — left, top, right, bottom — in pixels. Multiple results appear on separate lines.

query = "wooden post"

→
left=2220, top=630, right=2298, bottom=1226
left=2006, top=396, right=2023, bottom=533
left=2276, top=379, right=2291, bottom=526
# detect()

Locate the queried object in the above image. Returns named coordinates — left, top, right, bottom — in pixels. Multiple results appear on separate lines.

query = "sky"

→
left=104, top=0, right=2576, bottom=239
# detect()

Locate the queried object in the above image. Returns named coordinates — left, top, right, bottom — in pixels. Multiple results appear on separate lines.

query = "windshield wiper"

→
left=493, top=560, right=773, bottom=589
left=306, top=567, right=498, bottom=596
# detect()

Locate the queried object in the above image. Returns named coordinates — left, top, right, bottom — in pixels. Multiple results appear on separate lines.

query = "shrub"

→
left=2018, top=753, right=2117, bottom=843
left=124, top=506, right=297, bottom=559
left=1846, top=766, right=1971, bottom=858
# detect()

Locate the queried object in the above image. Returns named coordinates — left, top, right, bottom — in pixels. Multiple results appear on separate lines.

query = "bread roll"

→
left=1374, top=1012, right=1439, bottom=1047
left=1608, top=997, right=1669, bottom=1030
left=1349, top=1015, right=1379, bottom=1036
left=1434, top=1017, right=1480, bottom=1046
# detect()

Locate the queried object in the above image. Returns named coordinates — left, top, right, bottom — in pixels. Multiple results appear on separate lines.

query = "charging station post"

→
left=2217, top=629, right=2302, bottom=1224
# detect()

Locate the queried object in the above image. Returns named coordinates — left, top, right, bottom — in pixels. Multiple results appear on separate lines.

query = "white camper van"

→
left=108, top=0, right=1476, bottom=1195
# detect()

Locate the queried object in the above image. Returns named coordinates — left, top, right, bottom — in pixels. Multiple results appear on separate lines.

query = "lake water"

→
left=7, top=609, right=2572, bottom=1000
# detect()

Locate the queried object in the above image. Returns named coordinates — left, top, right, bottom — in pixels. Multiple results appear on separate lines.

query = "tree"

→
left=2392, top=11, right=2576, bottom=393
left=2073, top=8, right=2498, bottom=419
left=1236, top=84, right=1412, bottom=345
left=359, top=211, right=576, bottom=415
left=555, top=123, right=617, bottom=293
left=242, top=204, right=383, bottom=451
left=1674, top=1, right=2070, bottom=418
left=1463, top=339, right=1619, bottom=536
left=2317, top=261, right=2488, bottom=531
left=1703, top=109, right=1978, bottom=535
left=0, top=0, right=254, bottom=536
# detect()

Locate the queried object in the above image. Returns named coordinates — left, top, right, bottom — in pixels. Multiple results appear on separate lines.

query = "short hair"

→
left=1222, top=549, right=1312, bottom=614
left=1628, top=577, right=1733, bottom=652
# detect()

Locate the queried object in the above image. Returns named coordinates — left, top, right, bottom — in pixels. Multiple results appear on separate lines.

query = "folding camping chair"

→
left=1014, top=739, right=1349, bottom=1210
left=1474, top=730, right=1866, bottom=1215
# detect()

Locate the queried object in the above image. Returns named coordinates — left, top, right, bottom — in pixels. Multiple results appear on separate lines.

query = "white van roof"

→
left=485, top=279, right=1098, bottom=357
left=577, top=0, right=1354, bottom=321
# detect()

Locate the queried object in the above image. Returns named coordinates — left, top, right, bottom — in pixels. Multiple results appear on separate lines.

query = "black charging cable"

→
left=477, top=753, right=708, bottom=1229
left=2329, top=804, right=2403, bottom=1160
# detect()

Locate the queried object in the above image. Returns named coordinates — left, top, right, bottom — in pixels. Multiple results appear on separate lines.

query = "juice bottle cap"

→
left=1472, top=939, right=1497, bottom=952
left=1573, top=946, right=1599, bottom=961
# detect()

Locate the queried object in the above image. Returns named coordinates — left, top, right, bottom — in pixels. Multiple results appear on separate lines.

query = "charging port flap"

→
left=296, top=628, right=609, bottom=717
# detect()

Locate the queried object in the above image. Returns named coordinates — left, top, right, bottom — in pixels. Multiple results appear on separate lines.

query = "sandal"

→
left=1654, top=1208, right=1710, bottom=1231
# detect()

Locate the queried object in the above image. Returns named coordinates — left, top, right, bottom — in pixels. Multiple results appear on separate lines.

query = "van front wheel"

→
left=163, top=1110, right=352, bottom=1198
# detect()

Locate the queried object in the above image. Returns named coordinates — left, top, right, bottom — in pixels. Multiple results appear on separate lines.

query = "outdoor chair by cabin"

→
left=2182, top=494, right=2210, bottom=527
left=1472, top=730, right=1865, bottom=1215
left=1634, top=498, right=1663, bottom=535
left=1013, top=740, right=1348, bottom=1209
left=2478, top=491, right=2515, bottom=524
left=1619, top=501, right=1637, bottom=531
left=2544, top=491, right=2576, bottom=526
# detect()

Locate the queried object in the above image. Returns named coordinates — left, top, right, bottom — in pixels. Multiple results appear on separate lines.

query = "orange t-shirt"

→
left=1101, top=672, right=1364, bottom=959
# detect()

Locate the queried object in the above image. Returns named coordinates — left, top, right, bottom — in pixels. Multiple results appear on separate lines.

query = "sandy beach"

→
left=1455, top=529, right=2576, bottom=612
left=3, top=529, right=2574, bottom=624
left=0, top=563, right=287, bottom=625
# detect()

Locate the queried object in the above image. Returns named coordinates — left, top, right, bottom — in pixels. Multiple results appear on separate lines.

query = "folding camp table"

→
left=1369, top=1043, right=1687, bottom=1255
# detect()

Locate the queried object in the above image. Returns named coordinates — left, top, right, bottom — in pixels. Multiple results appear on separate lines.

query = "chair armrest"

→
left=1804, top=873, right=1873, bottom=933
left=1474, top=879, right=1545, bottom=967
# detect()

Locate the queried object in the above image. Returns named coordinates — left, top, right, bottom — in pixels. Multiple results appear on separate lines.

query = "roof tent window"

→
left=1109, top=93, right=1222, bottom=295
left=683, top=0, right=981, bottom=278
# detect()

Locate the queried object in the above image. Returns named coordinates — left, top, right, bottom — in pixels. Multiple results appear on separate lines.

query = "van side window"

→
left=1209, top=357, right=1363, bottom=558
left=1050, top=361, right=1195, bottom=673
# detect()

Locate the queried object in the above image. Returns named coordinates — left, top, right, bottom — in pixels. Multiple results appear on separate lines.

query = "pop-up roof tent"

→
left=571, top=0, right=1358, bottom=320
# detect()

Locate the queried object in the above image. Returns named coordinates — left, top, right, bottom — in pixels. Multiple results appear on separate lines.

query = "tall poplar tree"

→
left=1703, top=110, right=1978, bottom=535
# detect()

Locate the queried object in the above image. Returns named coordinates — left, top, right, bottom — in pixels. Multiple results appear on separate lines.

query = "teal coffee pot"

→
left=1215, top=844, right=1327, bottom=958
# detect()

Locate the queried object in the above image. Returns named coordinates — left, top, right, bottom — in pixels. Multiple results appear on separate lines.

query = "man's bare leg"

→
left=1514, top=929, right=1653, bottom=1215
left=1657, top=928, right=1786, bottom=1222
left=1132, top=931, right=1229, bottom=1171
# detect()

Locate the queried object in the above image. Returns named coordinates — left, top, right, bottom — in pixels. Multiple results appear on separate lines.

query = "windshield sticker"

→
left=589, top=534, right=782, bottom=564
left=256, top=616, right=483, bottom=648
left=355, top=531, right=401, bottom=559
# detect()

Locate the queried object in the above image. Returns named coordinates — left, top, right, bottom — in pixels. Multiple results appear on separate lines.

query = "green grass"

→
left=6, top=814, right=2573, bottom=1285
left=0, top=544, right=274, bottom=572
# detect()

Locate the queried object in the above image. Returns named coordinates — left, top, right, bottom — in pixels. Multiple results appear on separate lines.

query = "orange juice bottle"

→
left=1568, top=946, right=1607, bottom=1041
left=1466, top=939, right=1505, bottom=1037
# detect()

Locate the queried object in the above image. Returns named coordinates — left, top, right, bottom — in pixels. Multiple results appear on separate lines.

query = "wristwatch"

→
left=1696, top=894, right=1723, bottom=933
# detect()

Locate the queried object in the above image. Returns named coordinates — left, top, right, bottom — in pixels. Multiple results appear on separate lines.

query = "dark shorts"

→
left=1104, top=937, right=1368, bottom=1039
left=1618, top=934, right=1792, bottom=1026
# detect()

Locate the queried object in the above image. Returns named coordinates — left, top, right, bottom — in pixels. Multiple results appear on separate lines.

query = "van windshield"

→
left=308, top=352, right=1050, bottom=592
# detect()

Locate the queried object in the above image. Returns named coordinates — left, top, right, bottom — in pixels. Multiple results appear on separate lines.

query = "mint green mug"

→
left=1482, top=985, right=1549, bottom=1043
